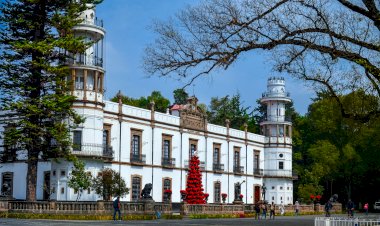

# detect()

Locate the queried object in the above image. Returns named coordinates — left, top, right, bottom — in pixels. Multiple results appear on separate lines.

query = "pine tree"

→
left=0, top=0, right=101, bottom=201
left=185, top=155, right=205, bottom=204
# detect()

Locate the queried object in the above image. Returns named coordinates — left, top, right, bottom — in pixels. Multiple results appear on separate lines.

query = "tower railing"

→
left=262, top=91, right=290, bottom=98
left=261, top=115, right=292, bottom=122
left=263, top=169, right=298, bottom=179
left=79, top=18, right=104, bottom=28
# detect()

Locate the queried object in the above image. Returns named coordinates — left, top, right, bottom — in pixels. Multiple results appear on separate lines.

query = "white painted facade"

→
left=0, top=5, right=294, bottom=204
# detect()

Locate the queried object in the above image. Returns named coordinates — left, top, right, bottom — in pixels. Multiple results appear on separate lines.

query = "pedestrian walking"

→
left=325, top=200, right=332, bottom=217
left=364, top=203, right=369, bottom=216
left=113, top=196, right=121, bottom=221
left=255, top=204, right=261, bottom=220
left=270, top=202, right=275, bottom=219
left=279, top=203, right=285, bottom=216
left=346, top=199, right=354, bottom=217
left=294, top=201, right=300, bottom=216
left=261, top=203, right=267, bottom=219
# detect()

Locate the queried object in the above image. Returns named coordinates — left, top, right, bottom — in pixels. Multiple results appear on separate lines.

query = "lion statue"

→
left=141, top=183, right=153, bottom=200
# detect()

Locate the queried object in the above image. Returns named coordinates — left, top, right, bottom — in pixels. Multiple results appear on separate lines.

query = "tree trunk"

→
left=26, top=153, right=38, bottom=201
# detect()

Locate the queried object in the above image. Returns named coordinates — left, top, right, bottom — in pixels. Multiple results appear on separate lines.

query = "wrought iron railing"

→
left=254, top=168, right=263, bottom=176
left=233, top=166, right=244, bottom=174
left=72, top=143, right=113, bottom=158
left=79, top=18, right=104, bottom=28
left=213, top=163, right=224, bottom=172
left=262, top=91, right=291, bottom=98
left=263, top=169, right=297, bottom=178
left=130, top=154, right=146, bottom=164
left=162, top=157, right=175, bottom=167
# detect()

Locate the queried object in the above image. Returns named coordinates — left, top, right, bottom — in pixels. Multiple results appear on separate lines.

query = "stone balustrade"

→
left=2, top=200, right=342, bottom=216
left=6, top=201, right=171, bottom=215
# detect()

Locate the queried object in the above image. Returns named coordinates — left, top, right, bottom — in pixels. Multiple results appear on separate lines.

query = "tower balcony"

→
left=67, top=53, right=104, bottom=68
left=72, top=143, right=113, bottom=159
left=263, top=169, right=298, bottom=179
left=73, top=18, right=105, bottom=40
left=260, top=91, right=291, bottom=103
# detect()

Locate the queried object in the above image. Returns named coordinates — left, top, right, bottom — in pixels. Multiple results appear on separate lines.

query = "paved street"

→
left=1, top=214, right=379, bottom=226
left=0, top=215, right=315, bottom=226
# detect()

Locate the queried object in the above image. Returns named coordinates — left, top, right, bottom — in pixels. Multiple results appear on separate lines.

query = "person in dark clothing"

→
left=325, top=200, right=332, bottom=217
left=255, top=204, right=261, bottom=220
left=270, top=202, right=276, bottom=219
left=346, top=199, right=354, bottom=217
left=113, top=197, right=121, bottom=221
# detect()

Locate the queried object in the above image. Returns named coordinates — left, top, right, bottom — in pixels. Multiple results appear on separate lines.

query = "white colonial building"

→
left=0, top=5, right=295, bottom=204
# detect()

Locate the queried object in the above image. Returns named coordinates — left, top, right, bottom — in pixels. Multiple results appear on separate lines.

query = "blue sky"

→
left=96, top=0, right=314, bottom=115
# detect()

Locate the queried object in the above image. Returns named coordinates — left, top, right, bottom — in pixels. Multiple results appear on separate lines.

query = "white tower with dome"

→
left=260, top=77, right=294, bottom=205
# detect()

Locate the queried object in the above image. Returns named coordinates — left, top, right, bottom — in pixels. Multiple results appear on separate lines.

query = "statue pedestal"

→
left=141, top=199, right=155, bottom=215
left=232, top=200, right=244, bottom=205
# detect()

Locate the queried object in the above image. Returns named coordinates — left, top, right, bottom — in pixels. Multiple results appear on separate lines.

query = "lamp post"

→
left=262, top=184, right=267, bottom=203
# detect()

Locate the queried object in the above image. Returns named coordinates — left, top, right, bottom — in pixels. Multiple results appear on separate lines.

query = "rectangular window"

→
left=162, top=178, right=172, bottom=202
left=279, top=161, right=284, bottom=170
left=189, top=139, right=197, bottom=158
left=73, top=131, right=82, bottom=151
left=254, top=153, right=260, bottom=169
left=75, top=74, right=84, bottom=90
left=1, top=172, right=13, bottom=197
left=162, top=134, right=172, bottom=161
left=214, top=182, right=221, bottom=203
left=234, top=147, right=240, bottom=168
left=131, top=129, right=142, bottom=162
left=213, top=144, right=220, bottom=165
left=131, top=176, right=141, bottom=201
left=103, top=124, right=111, bottom=147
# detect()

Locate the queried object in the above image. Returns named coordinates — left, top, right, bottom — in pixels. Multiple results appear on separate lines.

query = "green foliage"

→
left=111, top=91, right=170, bottom=113
left=173, top=88, right=189, bottom=105
left=189, top=213, right=250, bottom=219
left=162, top=214, right=183, bottom=219
left=67, top=159, right=93, bottom=201
left=207, top=93, right=258, bottom=133
left=0, top=0, right=100, bottom=201
left=92, top=168, right=129, bottom=201
left=293, top=90, right=380, bottom=203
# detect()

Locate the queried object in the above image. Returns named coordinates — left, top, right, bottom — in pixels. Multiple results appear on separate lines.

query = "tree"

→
left=110, top=91, right=170, bottom=113
left=144, top=0, right=380, bottom=122
left=92, top=168, right=129, bottom=201
left=173, top=88, right=189, bottom=105
left=208, top=93, right=258, bottom=133
left=68, top=159, right=92, bottom=201
left=185, top=155, right=205, bottom=204
left=0, top=0, right=100, bottom=201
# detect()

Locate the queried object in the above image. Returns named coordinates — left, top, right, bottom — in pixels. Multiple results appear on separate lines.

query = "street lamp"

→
left=262, top=184, right=267, bottom=202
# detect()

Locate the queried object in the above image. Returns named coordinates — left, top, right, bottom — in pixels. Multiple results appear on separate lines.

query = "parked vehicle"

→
left=374, top=202, right=380, bottom=211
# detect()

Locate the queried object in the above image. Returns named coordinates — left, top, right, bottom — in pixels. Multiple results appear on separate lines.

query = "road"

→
left=1, top=214, right=379, bottom=226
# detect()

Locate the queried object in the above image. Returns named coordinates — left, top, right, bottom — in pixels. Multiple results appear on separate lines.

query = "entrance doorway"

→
left=254, top=185, right=261, bottom=203
left=43, top=171, right=50, bottom=200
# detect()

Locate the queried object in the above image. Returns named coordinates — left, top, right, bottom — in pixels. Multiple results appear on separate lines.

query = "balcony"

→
left=80, top=18, right=104, bottom=28
left=213, top=163, right=224, bottom=173
left=233, top=165, right=244, bottom=174
left=254, top=168, right=263, bottom=176
left=263, top=169, right=298, bottom=179
left=162, top=157, right=175, bottom=168
left=184, top=160, right=205, bottom=171
left=67, top=53, right=103, bottom=68
left=72, top=143, right=113, bottom=159
left=130, top=154, right=146, bottom=165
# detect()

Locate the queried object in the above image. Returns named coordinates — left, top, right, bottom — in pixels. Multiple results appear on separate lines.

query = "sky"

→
left=95, top=0, right=315, bottom=115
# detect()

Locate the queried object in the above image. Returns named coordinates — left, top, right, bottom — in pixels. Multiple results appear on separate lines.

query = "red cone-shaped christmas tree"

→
left=185, top=155, right=205, bottom=204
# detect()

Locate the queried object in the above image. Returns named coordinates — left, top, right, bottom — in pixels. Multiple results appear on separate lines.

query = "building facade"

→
left=0, top=5, right=295, bottom=204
